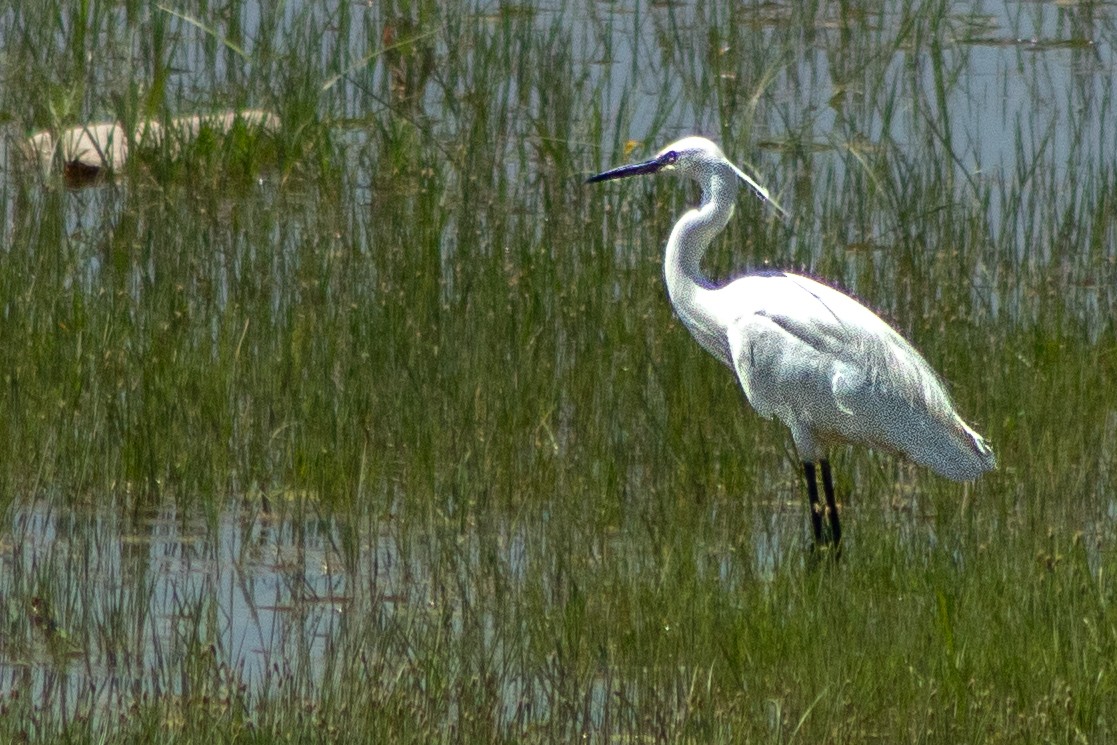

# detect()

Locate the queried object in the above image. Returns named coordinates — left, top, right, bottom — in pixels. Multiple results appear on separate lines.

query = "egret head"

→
left=587, top=136, right=786, bottom=217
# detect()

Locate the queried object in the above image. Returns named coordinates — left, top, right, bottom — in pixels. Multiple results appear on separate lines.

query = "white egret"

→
left=587, top=136, right=995, bottom=552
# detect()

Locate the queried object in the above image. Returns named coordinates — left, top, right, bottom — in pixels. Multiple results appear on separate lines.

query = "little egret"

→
left=587, top=136, right=995, bottom=551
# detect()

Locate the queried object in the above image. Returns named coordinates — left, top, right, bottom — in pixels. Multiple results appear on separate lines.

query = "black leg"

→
left=803, top=462, right=824, bottom=545
left=821, top=459, right=841, bottom=551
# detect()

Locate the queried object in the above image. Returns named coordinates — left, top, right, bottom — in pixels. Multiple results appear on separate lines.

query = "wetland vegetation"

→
left=0, top=0, right=1116, bottom=741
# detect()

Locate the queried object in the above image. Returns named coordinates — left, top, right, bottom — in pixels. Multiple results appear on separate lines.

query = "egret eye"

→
left=661, top=150, right=678, bottom=165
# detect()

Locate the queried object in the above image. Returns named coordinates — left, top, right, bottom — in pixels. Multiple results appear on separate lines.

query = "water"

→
left=0, top=502, right=349, bottom=715
left=6, top=1, right=1114, bottom=311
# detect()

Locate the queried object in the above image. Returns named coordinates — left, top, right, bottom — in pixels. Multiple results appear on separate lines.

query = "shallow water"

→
left=1, top=502, right=346, bottom=713
left=0, top=489, right=819, bottom=728
left=5, top=1, right=1112, bottom=325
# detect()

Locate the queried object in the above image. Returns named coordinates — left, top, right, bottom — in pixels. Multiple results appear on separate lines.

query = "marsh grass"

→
left=1, top=0, right=1117, bottom=741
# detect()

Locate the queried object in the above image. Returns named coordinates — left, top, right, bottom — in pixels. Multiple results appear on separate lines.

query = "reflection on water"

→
left=0, top=495, right=807, bottom=727
left=0, top=501, right=371, bottom=719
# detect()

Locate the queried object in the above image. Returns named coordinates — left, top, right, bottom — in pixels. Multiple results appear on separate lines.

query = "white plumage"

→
left=588, top=136, right=995, bottom=551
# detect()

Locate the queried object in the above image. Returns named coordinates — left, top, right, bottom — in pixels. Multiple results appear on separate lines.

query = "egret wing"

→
left=721, top=273, right=994, bottom=479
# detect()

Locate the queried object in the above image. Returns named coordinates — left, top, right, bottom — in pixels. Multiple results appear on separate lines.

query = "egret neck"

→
left=664, top=164, right=739, bottom=367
